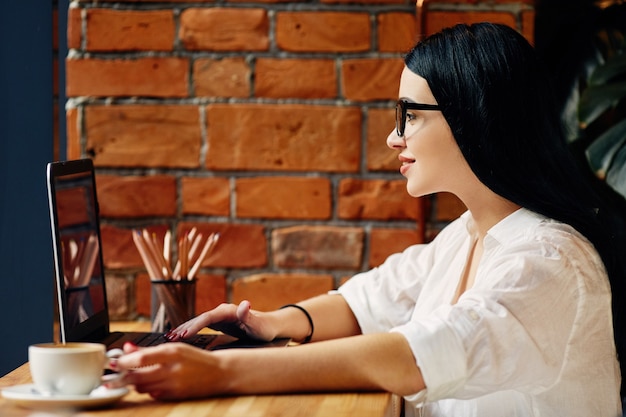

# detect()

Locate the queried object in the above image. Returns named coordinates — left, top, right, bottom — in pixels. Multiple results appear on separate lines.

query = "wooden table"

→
left=0, top=322, right=398, bottom=417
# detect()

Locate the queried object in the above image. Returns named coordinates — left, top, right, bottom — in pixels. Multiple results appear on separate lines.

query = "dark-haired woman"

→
left=112, top=23, right=624, bottom=417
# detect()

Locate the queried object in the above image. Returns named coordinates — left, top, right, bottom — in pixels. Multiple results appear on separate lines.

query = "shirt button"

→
left=468, top=310, right=479, bottom=321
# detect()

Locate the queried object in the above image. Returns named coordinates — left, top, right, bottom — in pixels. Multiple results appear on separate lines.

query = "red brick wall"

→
left=60, top=0, right=534, bottom=319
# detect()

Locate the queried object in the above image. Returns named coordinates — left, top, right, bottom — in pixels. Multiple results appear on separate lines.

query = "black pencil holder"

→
left=150, top=279, right=196, bottom=332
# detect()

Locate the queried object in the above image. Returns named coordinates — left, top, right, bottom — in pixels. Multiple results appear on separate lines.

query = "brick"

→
left=276, top=12, right=371, bottom=52
left=96, top=175, right=177, bottom=218
left=205, top=104, right=361, bottom=172
left=53, top=104, right=59, bottom=161
left=427, top=0, right=533, bottom=3
left=135, top=273, right=226, bottom=319
left=180, top=8, right=269, bottom=51
left=228, top=0, right=301, bottom=3
left=60, top=0, right=537, bottom=324
left=136, top=274, right=151, bottom=318
left=56, top=186, right=91, bottom=228
left=416, top=197, right=430, bottom=243
left=105, top=274, right=132, bottom=320
left=193, top=57, right=250, bottom=98
left=236, top=177, right=331, bottom=219
left=322, top=0, right=404, bottom=3
left=196, top=274, right=228, bottom=313
left=377, top=12, right=418, bottom=53
left=56, top=187, right=90, bottom=228
left=424, top=0, right=479, bottom=3
left=77, top=0, right=211, bottom=2
left=101, top=224, right=171, bottom=269
left=338, top=276, right=351, bottom=286
left=84, top=105, right=201, bottom=168
left=255, top=58, right=337, bottom=99
left=424, top=11, right=517, bottom=35
left=181, top=177, right=230, bottom=216
left=53, top=56, right=59, bottom=97
left=67, top=7, right=81, bottom=49
left=66, top=107, right=80, bottom=160
left=367, top=108, right=398, bottom=172
left=436, top=192, right=466, bottom=221
left=338, top=179, right=420, bottom=221
left=232, top=273, right=334, bottom=311
left=369, top=228, right=420, bottom=267
left=104, top=222, right=266, bottom=274
left=178, top=222, right=267, bottom=268
left=342, top=58, right=404, bottom=101
left=272, top=225, right=364, bottom=269
left=86, top=9, right=175, bottom=51
left=66, top=57, right=189, bottom=98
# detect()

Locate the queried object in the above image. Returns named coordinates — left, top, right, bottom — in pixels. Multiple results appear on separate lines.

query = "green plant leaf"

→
left=585, top=118, right=626, bottom=178
left=589, top=52, right=626, bottom=85
left=606, top=145, right=626, bottom=199
left=578, top=81, right=626, bottom=126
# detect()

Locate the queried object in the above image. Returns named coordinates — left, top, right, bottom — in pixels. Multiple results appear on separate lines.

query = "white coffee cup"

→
left=28, top=342, right=124, bottom=396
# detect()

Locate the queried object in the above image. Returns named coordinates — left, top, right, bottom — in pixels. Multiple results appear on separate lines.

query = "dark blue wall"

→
left=0, top=2, right=54, bottom=375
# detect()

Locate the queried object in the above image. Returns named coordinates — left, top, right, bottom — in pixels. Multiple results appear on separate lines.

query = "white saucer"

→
left=1, top=384, right=129, bottom=410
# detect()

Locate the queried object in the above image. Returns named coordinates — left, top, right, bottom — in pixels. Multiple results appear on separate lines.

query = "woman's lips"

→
left=399, top=155, right=414, bottom=176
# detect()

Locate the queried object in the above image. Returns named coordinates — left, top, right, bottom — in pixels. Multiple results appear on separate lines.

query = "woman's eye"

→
left=406, top=112, right=417, bottom=122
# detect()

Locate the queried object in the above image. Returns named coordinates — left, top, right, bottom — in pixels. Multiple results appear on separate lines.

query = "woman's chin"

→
left=405, top=180, right=438, bottom=199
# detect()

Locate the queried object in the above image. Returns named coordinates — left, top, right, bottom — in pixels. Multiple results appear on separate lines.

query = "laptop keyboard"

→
left=182, top=334, right=219, bottom=348
left=132, top=332, right=218, bottom=348
left=108, top=332, right=218, bottom=349
left=131, top=332, right=168, bottom=347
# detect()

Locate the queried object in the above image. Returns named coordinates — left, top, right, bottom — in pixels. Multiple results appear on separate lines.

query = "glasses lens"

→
left=395, top=101, right=404, bottom=137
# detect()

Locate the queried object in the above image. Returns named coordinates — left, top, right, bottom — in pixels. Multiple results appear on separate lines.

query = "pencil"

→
left=133, top=229, right=161, bottom=279
left=188, top=233, right=220, bottom=280
left=163, top=229, right=171, bottom=266
left=151, top=231, right=173, bottom=279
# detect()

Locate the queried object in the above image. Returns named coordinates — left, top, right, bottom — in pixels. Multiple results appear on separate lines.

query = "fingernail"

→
left=123, top=341, right=137, bottom=349
left=181, top=330, right=187, bottom=338
left=109, top=359, right=118, bottom=370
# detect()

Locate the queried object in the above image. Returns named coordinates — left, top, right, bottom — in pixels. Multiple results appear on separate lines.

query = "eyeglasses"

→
left=395, top=99, right=441, bottom=137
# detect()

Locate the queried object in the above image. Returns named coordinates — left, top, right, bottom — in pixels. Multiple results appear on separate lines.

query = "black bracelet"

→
left=280, top=304, right=314, bottom=344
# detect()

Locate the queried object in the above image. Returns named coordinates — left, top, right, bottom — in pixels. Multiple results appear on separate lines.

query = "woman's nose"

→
left=386, top=129, right=405, bottom=149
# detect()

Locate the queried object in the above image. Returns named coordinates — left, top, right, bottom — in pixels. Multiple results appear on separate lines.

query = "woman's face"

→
left=387, top=67, right=473, bottom=198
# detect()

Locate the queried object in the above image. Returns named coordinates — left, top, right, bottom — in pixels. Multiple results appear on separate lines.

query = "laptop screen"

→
left=47, top=159, right=110, bottom=343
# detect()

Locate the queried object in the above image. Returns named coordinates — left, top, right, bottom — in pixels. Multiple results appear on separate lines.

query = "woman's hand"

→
left=109, top=333, right=425, bottom=400
left=109, top=342, right=229, bottom=400
left=166, top=300, right=278, bottom=342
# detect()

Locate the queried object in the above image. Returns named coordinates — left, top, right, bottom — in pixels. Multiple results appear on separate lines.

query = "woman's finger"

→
left=236, top=300, right=252, bottom=321
left=168, top=303, right=240, bottom=341
left=116, top=343, right=182, bottom=370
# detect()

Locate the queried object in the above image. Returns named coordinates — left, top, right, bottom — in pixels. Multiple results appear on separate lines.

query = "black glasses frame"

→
left=395, top=99, right=441, bottom=137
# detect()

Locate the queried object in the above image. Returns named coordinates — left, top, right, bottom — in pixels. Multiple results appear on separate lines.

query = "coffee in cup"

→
left=28, top=342, right=123, bottom=396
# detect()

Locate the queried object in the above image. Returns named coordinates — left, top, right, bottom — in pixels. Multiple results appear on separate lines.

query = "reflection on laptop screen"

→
left=48, top=160, right=108, bottom=342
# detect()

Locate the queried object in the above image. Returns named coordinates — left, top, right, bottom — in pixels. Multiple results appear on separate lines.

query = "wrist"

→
left=279, top=304, right=314, bottom=343
left=214, top=349, right=241, bottom=394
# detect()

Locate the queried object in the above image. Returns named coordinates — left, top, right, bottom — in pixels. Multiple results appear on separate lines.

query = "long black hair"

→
left=405, top=22, right=626, bottom=396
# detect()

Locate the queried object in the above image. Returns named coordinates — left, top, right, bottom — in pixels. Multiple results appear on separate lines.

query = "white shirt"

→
left=338, top=209, right=622, bottom=417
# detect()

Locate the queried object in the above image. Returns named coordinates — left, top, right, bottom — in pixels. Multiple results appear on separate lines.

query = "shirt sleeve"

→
left=338, top=217, right=466, bottom=333
left=394, top=236, right=613, bottom=403
left=338, top=243, right=432, bottom=333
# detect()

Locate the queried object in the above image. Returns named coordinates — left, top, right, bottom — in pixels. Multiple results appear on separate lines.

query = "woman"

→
left=112, top=23, right=625, bottom=416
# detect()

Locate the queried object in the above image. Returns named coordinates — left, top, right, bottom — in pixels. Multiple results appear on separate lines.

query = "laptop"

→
left=46, top=158, right=289, bottom=350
